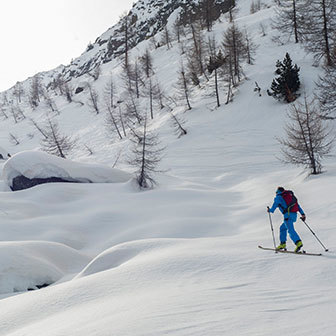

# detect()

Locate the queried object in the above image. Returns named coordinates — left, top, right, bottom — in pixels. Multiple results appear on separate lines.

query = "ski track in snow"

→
left=0, top=0, right=335, bottom=335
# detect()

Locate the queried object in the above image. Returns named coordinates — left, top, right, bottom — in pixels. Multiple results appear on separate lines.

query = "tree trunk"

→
left=321, top=0, right=332, bottom=66
left=293, top=0, right=299, bottom=43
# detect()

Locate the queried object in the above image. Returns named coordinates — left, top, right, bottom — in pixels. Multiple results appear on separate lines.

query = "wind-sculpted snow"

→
left=75, top=239, right=182, bottom=278
left=0, top=0, right=335, bottom=335
left=0, top=241, right=90, bottom=294
left=2, top=151, right=132, bottom=191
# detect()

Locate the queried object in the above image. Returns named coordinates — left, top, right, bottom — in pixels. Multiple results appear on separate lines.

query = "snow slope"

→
left=0, top=0, right=335, bottom=335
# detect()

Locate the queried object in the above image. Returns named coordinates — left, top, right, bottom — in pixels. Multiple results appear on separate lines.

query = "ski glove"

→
left=301, top=214, right=306, bottom=222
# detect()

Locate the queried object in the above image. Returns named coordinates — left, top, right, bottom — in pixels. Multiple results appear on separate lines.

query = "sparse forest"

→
left=0, top=0, right=335, bottom=186
left=3, top=1, right=336, bottom=333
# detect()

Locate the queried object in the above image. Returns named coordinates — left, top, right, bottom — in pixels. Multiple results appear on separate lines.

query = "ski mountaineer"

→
left=267, top=187, right=306, bottom=252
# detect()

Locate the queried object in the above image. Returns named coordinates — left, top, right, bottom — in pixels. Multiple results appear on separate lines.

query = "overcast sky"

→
left=0, top=0, right=134, bottom=91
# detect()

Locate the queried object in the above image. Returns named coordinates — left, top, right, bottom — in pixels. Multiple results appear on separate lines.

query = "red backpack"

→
left=281, top=190, right=299, bottom=214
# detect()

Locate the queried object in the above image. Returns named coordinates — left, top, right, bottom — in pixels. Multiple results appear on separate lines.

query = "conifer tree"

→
left=244, top=29, right=258, bottom=65
left=170, top=111, right=187, bottom=138
left=13, top=82, right=25, bottom=104
left=104, top=75, right=123, bottom=140
left=207, top=36, right=222, bottom=107
left=278, top=96, right=334, bottom=174
left=128, top=117, right=164, bottom=189
left=272, top=0, right=306, bottom=44
left=140, top=49, right=154, bottom=78
left=222, top=22, right=246, bottom=85
left=201, top=0, right=216, bottom=32
left=177, top=61, right=192, bottom=110
left=87, top=83, right=100, bottom=114
left=302, top=0, right=335, bottom=66
left=269, top=53, right=300, bottom=103
left=40, top=118, right=75, bottom=158
left=188, top=21, right=209, bottom=82
left=29, top=75, right=43, bottom=109
left=315, top=52, right=336, bottom=118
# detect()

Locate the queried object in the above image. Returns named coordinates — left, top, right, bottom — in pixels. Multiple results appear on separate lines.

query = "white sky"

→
left=0, top=0, right=134, bottom=91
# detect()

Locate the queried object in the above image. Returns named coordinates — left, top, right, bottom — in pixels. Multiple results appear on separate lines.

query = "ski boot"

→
left=294, top=240, right=303, bottom=253
left=276, top=242, right=287, bottom=251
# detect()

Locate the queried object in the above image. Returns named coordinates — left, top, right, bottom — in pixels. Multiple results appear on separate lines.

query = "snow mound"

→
left=2, top=151, right=132, bottom=190
left=0, top=241, right=90, bottom=294
left=75, top=239, right=177, bottom=279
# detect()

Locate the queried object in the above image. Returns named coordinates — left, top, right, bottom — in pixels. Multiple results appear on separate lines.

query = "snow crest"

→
left=0, top=241, right=89, bottom=294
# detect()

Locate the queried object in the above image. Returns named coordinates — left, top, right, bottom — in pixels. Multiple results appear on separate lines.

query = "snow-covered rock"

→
left=2, top=151, right=132, bottom=191
left=0, top=241, right=90, bottom=294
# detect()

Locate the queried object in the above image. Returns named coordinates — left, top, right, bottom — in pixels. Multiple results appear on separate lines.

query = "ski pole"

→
left=301, top=217, right=328, bottom=252
left=267, top=207, right=277, bottom=250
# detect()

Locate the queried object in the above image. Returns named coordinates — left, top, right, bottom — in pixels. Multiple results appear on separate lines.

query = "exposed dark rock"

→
left=27, top=283, right=52, bottom=291
left=0, top=153, right=11, bottom=160
left=75, top=87, right=84, bottom=94
left=11, top=175, right=81, bottom=191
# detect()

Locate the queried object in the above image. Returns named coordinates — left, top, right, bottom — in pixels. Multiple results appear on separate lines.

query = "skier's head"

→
left=276, top=186, right=285, bottom=194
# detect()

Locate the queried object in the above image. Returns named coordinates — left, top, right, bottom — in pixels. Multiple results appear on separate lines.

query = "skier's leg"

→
left=285, top=218, right=301, bottom=244
left=279, top=222, right=288, bottom=244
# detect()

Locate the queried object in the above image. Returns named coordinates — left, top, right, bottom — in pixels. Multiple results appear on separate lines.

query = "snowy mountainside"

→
left=64, top=0, right=235, bottom=79
left=0, top=0, right=234, bottom=88
left=1, top=0, right=336, bottom=335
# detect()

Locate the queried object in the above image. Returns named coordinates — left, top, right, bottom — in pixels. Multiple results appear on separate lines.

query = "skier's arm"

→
left=298, top=204, right=305, bottom=220
left=268, top=196, right=280, bottom=213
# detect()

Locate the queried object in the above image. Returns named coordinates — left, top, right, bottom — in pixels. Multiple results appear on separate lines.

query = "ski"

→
left=258, top=245, right=322, bottom=256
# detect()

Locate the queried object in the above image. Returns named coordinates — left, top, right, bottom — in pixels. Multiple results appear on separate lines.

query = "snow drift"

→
left=0, top=241, right=90, bottom=294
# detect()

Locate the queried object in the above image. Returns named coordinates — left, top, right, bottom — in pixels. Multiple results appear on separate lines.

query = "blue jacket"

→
left=269, top=190, right=305, bottom=219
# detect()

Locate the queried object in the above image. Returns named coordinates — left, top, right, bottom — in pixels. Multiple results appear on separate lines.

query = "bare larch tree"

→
left=315, top=57, right=336, bottom=119
left=40, top=118, right=76, bottom=158
left=104, top=75, right=123, bottom=140
left=129, top=118, right=165, bottom=189
left=222, top=22, right=246, bottom=85
left=302, top=0, right=335, bottom=66
left=272, top=0, right=306, bottom=44
left=278, top=96, right=334, bottom=174
left=177, top=60, right=192, bottom=110
left=29, top=75, right=43, bottom=109
left=87, top=83, right=100, bottom=114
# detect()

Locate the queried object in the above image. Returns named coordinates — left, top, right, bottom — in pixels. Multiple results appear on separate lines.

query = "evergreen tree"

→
left=269, top=53, right=300, bottom=102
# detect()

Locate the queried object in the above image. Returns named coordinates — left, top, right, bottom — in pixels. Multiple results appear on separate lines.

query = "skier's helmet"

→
left=276, top=186, right=285, bottom=194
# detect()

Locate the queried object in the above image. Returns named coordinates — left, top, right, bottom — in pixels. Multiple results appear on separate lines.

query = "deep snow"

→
left=0, top=0, right=335, bottom=335
left=2, top=150, right=131, bottom=190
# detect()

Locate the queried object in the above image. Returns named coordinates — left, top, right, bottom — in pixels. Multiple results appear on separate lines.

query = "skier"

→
left=267, top=187, right=306, bottom=252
